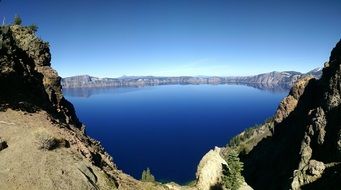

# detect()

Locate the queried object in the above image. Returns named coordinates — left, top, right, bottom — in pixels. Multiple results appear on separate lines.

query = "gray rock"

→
left=307, top=160, right=325, bottom=176
left=77, top=162, right=98, bottom=184
left=311, top=107, right=327, bottom=145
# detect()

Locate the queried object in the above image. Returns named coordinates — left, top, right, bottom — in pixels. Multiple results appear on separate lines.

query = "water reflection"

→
left=64, top=83, right=287, bottom=183
left=62, top=86, right=150, bottom=98
left=63, top=83, right=291, bottom=98
left=235, top=82, right=291, bottom=93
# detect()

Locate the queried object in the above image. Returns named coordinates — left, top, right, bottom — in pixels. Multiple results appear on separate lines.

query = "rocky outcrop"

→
left=196, top=147, right=228, bottom=190
left=291, top=160, right=326, bottom=189
left=61, top=69, right=322, bottom=89
left=0, top=25, right=79, bottom=127
left=274, top=76, right=313, bottom=123
left=232, top=39, right=341, bottom=190
left=195, top=147, right=253, bottom=190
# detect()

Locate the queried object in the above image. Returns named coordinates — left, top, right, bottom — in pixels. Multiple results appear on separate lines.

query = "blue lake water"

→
left=64, top=84, right=288, bottom=184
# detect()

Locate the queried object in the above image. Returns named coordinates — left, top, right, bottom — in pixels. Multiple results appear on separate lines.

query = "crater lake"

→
left=64, top=84, right=288, bottom=184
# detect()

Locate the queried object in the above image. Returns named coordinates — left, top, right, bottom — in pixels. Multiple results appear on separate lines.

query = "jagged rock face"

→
left=274, top=76, right=313, bottom=123
left=322, top=43, right=341, bottom=110
left=0, top=25, right=80, bottom=127
left=240, top=40, right=341, bottom=190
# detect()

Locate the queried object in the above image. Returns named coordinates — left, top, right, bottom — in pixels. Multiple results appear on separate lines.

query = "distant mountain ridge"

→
left=61, top=68, right=322, bottom=88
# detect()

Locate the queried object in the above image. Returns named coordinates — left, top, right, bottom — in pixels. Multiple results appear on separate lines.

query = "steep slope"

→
left=0, top=25, right=169, bottom=190
left=228, top=40, right=341, bottom=190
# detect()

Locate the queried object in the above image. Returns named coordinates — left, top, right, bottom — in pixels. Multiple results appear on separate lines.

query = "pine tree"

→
left=28, top=24, right=38, bottom=32
left=141, top=169, right=146, bottom=181
left=222, top=150, right=244, bottom=190
left=141, top=167, right=155, bottom=182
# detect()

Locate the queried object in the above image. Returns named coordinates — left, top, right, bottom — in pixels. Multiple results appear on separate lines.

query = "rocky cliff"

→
left=0, top=25, right=80, bottom=127
left=61, top=69, right=322, bottom=89
left=226, top=39, right=341, bottom=190
left=0, top=25, right=171, bottom=190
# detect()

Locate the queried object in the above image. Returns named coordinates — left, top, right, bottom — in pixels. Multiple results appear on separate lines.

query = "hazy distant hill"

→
left=61, top=68, right=322, bottom=88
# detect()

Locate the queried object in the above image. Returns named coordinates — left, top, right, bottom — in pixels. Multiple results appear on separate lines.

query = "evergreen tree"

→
left=222, top=150, right=244, bottom=190
left=141, top=170, right=146, bottom=181
left=28, top=24, right=38, bottom=32
left=141, top=167, right=155, bottom=182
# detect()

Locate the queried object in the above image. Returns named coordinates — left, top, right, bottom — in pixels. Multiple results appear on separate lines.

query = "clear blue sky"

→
left=1, top=0, right=341, bottom=77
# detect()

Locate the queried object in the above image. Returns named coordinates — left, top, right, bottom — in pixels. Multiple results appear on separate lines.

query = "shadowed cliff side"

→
left=228, top=39, right=341, bottom=190
left=0, top=25, right=80, bottom=127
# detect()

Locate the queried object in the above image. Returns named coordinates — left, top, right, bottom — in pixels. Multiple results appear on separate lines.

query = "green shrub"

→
left=228, top=117, right=275, bottom=148
left=28, top=24, right=38, bottom=32
left=222, top=150, right=244, bottom=190
left=229, top=135, right=241, bottom=147
left=35, top=131, right=69, bottom=150
left=13, top=15, right=22, bottom=25
left=141, top=167, right=155, bottom=182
